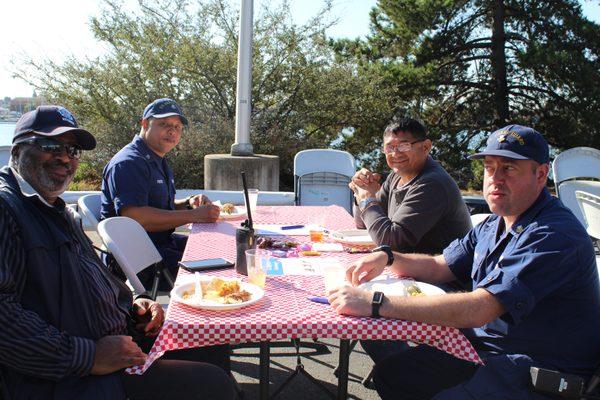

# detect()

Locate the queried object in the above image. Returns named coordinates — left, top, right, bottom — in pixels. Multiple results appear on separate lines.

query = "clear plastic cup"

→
left=246, top=189, right=259, bottom=213
left=245, top=249, right=267, bottom=288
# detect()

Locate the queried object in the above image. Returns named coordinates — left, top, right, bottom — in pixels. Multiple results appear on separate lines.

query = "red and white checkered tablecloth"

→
left=127, top=205, right=482, bottom=374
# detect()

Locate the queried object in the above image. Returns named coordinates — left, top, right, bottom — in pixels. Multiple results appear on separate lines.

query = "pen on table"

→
left=307, top=296, right=329, bottom=305
left=281, top=224, right=304, bottom=230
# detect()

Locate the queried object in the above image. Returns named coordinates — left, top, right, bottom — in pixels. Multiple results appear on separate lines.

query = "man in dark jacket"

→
left=0, top=106, right=234, bottom=400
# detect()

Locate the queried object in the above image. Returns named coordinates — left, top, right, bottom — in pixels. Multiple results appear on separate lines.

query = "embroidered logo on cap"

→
left=57, top=107, right=76, bottom=125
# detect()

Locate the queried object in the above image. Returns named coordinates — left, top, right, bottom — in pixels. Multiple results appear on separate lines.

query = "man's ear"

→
left=422, top=138, right=433, bottom=153
left=11, top=145, right=20, bottom=160
left=537, top=163, right=550, bottom=183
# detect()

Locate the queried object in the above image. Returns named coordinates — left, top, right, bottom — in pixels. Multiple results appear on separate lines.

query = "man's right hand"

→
left=346, top=251, right=388, bottom=286
left=91, top=336, right=147, bottom=375
left=191, top=204, right=220, bottom=222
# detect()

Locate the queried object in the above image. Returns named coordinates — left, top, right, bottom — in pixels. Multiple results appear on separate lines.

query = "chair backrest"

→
left=0, top=145, right=11, bottom=167
left=97, top=217, right=163, bottom=295
left=77, top=193, right=102, bottom=231
left=294, top=149, right=356, bottom=213
left=552, top=147, right=600, bottom=227
left=557, top=181, right=600, bottom=227
left=552, top=147, right=600, bottom=184
left=576, top=191, right=600, bottom=240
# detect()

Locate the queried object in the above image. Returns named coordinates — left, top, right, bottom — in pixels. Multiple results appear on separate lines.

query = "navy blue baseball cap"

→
left=141, top=98, right=188, bottom=125
left=468, top=124, right=549, bottom=164
left=13, top=106, right=96, bottom=150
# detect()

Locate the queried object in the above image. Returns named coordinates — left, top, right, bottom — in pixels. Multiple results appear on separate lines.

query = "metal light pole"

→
left=231, top=0, right=254, bottom=156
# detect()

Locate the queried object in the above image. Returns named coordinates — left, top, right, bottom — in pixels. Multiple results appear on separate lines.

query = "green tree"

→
left=15, top=0, right=392, bottom=190
left=332, top=0, right=600, bottom=186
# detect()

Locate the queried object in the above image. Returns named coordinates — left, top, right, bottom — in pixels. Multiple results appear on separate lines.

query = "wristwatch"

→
left=358, top=197, right=379, bottom=212
left=372, top=291, right=384, bottom=318
left=372, top=245, right=394, bottom=266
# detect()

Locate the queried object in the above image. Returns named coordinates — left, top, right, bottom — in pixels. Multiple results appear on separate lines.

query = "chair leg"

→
left=150, top=269, right=161, bottom=300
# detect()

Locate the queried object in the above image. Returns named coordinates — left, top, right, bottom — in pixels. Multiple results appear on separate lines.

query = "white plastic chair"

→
left=471, top=213, right=491, bottom=226
left=294, top=149, right=356, bottom=213
left=77, top=193, right=102, bottom=232
left=0, top=145, right=11, bottom=167
left=97, top=217, right=173, bottom=299
left=552, top=147, right=600, bottom=226
left=576, top=191, right=600, bottom=240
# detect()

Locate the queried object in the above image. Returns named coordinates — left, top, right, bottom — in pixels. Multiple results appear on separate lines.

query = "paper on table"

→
left=254, top=224, right=314, bottom=236
left=260, top=257, right=340, bottom=276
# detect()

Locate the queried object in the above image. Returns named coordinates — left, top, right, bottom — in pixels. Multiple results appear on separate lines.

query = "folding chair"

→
left=77, top=193, right=102, bottom=232
left=294, top=149, right=356, bottom=213
left=97, top=217, right=174, bottom=299
left=552, top=147, right=600, bottom=227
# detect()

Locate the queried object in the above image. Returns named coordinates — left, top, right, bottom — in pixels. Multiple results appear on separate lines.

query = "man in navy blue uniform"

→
left=0, top=106, right=234, bottom=399
left=101, top=98, right=220, bottom=285
left=328, top=125, right=600, bottom=399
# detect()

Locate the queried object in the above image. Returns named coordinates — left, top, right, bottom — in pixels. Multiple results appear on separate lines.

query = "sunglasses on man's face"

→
left=20, top=138, right=83, bottom=159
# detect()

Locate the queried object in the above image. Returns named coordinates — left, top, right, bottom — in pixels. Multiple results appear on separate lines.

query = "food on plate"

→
left=221, top=203, right=236, bottom=214
left=405, top=283, right=424, bottom=296
left=183, top=278, right=252, bottom=304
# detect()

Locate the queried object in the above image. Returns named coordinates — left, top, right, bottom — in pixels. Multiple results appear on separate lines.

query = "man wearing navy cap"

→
left=329, top=125, right=600, bottom=399
left=101, top=98, right=220, bottom=287
left=0, top=106, right=234, bottom=399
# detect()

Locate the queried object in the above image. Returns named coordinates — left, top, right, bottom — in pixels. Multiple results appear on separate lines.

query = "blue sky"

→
left=1, top=0, right=598, bottom=98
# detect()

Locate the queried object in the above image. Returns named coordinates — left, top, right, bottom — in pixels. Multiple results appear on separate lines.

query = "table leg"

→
left=337, top=339, right=350, bottom=400
left=259, top=342, right=270, bottom=400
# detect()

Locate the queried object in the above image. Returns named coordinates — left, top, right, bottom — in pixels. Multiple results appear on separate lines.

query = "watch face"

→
left=372, top=291, right=384, bottom=305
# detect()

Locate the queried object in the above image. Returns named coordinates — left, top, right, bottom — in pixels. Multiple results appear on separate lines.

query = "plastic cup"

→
left=309, top=227, right=325, bottom=242
left=322, top=261, right=347, bottom=293
left=246, top=189, right=259, bottom=213
left=246, top=249, right=267, bottom=288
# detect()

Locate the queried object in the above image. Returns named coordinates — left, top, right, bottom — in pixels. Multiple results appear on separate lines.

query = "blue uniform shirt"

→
left=101, top=135, right=176, bottom=246
left=443, top=188, right=600, bottom=377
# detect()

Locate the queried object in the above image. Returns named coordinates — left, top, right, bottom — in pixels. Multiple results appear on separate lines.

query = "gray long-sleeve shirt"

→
left=354, top=156, right=472, bottom=254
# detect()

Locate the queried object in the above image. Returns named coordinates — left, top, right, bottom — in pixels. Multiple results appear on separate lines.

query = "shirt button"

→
left=515, top=302, right=524, bottom=310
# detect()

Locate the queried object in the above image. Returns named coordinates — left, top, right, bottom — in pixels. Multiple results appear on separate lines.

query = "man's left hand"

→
left=132, top=298, right=165, bottom=337
left=189, top=194, right=212, bottom=208
left=327, top=285, right=373, bottom=317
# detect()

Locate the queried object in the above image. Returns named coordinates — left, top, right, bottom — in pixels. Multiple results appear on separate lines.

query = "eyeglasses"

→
left=383, top=139, right=426, bottom=154
left=19, top=138, right=83, bottom=159
left=155, top=121, right=184, bottom=132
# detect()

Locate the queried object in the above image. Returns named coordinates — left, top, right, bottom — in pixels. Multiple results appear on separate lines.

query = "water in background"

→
left=0, top=122, right=15, bottom=147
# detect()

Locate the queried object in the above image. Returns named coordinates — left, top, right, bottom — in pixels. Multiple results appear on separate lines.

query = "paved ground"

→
left=89, top=231, right=381, bottom=399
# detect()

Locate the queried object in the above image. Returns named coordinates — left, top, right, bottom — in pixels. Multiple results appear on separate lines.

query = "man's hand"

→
left=132, top=298, right=164, bottom=337
left=191, top=204, right=220, bottom=222
left=351, top=168, right=382, bottom=190
left=346, top=251, right=388, bottom=286
left=328, top=286, right=373, bottom=317
left=189, top=194, right=212, bottom=208
left=90, top=336, right=147, bottom=375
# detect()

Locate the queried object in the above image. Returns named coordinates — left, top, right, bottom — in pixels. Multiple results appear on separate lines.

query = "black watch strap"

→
left=372, top=245, right=394, bottom=266
left=372, top=291, right=384, bottom=318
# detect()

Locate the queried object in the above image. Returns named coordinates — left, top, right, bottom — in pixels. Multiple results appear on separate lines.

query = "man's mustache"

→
left=46, top=159, right=74, bottom=173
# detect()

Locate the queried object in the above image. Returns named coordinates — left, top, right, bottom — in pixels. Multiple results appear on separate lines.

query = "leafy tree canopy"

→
left=332, top=0, right=600, bottom=186
left=16, top=0, right=395, bottom=190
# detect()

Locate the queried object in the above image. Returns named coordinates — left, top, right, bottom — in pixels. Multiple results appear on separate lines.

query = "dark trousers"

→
left=368, top=341, right=557, bottom=400
left=121, top=357, right=234, bottom=400
left=138, top=233, right=188, bottom=290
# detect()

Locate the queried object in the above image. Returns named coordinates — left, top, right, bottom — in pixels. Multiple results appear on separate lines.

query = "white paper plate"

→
left=359, top=276, right=445, bottom=297
left=171, top=277, right=264, bottom=310
left=219, top=206, right=247, bottom=220
left=330, top=229, right=375, bottom=246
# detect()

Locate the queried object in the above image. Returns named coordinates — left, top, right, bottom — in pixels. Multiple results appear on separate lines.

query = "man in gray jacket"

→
left=352, top=118, right=472, bottom=254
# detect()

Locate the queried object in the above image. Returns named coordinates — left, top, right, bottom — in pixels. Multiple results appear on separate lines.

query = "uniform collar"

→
left=9, top=167, right=66, bottom=210
left=132, top=135, right=165, bottom=165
